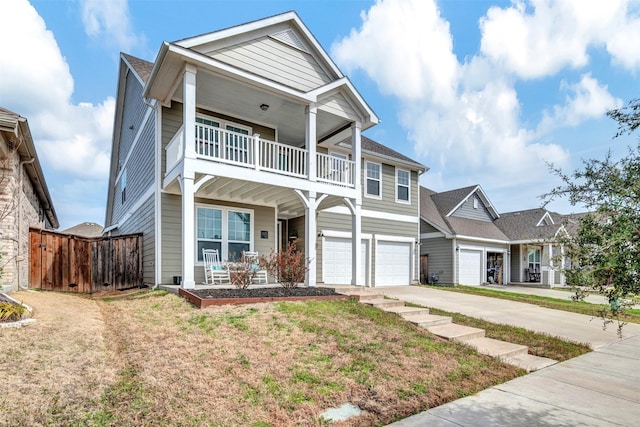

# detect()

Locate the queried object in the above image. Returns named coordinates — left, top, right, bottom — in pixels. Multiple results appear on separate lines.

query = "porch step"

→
left=382, top=305, right=430, bottom=319
left=365, top=299, right=406, bottom=309
left=408, top=314, right=453, bottom=328
left=427, top=323, right=485, bottom=341
left=503, top=353, right=558, bottom=372
left=460, top=337, right=529, bottom=359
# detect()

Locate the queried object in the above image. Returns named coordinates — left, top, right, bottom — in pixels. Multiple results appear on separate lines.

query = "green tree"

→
left=545, top=98, right=640, bottom=336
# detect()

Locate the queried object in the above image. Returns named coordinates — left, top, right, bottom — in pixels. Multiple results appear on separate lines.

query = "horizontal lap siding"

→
left=421, top=221, right=440, bottom=234
left=318, top=92, right=357, bottom=121
left=362, top=163, right=419, bottom=217
left=210, top=37, right=331, bottom=92
left=420, top=237, right=454, bottom=284
left=452, top=194, right=493, bottom=221
left=161, top=104, right=183, bottom=177
left=115, top=194, right=155, bottom=285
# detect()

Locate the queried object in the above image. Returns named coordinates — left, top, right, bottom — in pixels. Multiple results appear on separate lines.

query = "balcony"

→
left=166, top=123, right=355, bottom=187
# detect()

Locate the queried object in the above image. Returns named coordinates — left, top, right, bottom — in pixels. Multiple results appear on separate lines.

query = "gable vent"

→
left=271, top=29, right=309, bottom=53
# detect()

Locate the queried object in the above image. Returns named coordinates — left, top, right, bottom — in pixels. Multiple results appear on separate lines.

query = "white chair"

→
left=202, top=249, right=229, bottom=284
left=243, top=251, right=268, bottom=284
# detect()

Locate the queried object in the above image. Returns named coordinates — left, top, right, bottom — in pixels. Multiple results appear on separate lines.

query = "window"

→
left=396, top=169, right=410, bottom=203
left=365, top=161, right=381, bottom=198
left=195, top=115, right=252, bottom=161
left=196, top=205, right=253, bottom=262
left=121, top=170, right=127, bottom=204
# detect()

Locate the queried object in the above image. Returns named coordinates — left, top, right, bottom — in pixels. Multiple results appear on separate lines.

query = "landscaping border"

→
left=178, top=288, right=352, bottom=308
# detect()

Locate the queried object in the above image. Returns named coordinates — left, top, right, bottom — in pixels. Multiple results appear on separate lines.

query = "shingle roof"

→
left=62, top=222, right=104, bottom=238
left=494, top=208, right=563, bottom=241
left=122, top=53, right=153, bottom=83
left=421, top=186, right=509, bottom=241
left=360, top=135, right=423, bottom=167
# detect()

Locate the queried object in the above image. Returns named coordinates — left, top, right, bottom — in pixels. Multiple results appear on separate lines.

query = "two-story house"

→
left=104, top=12, right=426, bottom=289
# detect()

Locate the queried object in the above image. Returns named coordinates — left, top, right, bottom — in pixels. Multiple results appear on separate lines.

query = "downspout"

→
left=17, top=157, right=36, bottom=290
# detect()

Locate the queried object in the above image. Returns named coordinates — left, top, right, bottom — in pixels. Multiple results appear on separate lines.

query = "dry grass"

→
left=0, top=290, right=524, bottom=426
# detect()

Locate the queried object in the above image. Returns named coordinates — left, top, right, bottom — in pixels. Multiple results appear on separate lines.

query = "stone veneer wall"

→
left=0, top=147, right=44, bottom=293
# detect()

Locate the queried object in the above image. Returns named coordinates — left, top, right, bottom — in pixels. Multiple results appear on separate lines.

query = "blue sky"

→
left=1, top=0, right=639, bottom=230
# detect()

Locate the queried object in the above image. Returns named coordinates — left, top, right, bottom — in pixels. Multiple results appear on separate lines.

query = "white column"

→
left=183, top=64, right=197, bottom=160
left=305, top=191, right=317, bottom=287
left=253, top=133, right=261, bottom=170
left=351, top=122, right=362, bottom=190
left=547, top=243, right=554, bottom=286
left=180, top=173, right=195, bottom=289
left=306, top=103, right=317, bottom=182
left=351, top=201, right=362, bottom=287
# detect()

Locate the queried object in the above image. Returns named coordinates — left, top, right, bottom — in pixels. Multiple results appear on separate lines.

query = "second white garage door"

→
left=375, top=241, right=412, bottom=286
left=323, top=237, right=367, bottom=285
left=458, top=249, right=482, bottom=285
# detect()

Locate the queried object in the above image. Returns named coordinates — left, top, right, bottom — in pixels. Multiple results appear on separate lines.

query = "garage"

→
left=458, top=249, right=482, bottom=285
left=322, top=237, right=367, bottom=285
left=375, top=241, right=412, bottom=286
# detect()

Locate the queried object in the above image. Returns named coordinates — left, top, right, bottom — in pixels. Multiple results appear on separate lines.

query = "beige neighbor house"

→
left=420, top=185, right=570, bottom=288
left=104, top=12, right=427, bottom=289
left=0, top=107, right=59, bottom=293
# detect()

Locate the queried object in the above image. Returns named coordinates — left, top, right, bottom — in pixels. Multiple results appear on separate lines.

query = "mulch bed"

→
left=179, top=287, right=352, bottom=308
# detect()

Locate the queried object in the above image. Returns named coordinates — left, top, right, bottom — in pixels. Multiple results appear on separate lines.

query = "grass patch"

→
left=422, top=285, right=640, bottom=324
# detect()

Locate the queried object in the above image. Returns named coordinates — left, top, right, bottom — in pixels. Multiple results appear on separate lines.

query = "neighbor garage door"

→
left=323, top=237, right=367, bottom=285
left=375, top=241, right=411, bottom=286
left=458, top=249, right=481, bottom=285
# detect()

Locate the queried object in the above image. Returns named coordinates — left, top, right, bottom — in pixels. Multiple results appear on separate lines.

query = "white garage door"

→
left=375, top=241, right=411, bottom=286
left=459, top=249, right=481, bottom=285
left=323, top=237, right=367, bottom=285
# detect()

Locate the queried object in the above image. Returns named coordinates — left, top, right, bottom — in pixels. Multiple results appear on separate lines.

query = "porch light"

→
left=260, top=103, right=269, bottom=111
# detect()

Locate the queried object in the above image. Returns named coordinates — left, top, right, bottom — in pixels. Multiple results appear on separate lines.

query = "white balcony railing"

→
left=166, top=122, right=355, bottom=187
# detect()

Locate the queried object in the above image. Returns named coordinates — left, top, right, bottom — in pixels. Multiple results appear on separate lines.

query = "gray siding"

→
left=510, top=244, right=522, bottom=282
left=119, top=71, right=147, bottom=167
left=160, top=193, right=276, bottom=285
left=161, top=103, right=183, bottom=177
left=115, top=193, right=155, bottom=285
left=451, top=193, right=494, bottom=222
left=420, top=220, right=439, bottom=234
left=362, top=162, right=419, bottom=217
left=420, top=237, right=454, bottom=285
left=209, top=36, right=332, bottom=92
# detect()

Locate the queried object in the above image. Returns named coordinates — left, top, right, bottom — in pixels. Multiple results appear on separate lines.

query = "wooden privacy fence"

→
left=29, top=228, right=143, bottom=293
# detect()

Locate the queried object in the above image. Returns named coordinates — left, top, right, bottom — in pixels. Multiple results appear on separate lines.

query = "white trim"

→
left=395, top=168, right=410, bottom=204
left=154, top=103, right=162, bottom=288
left=195, top=203, right=255, bottom=264
left=454, top=234, right=510, bottom=245
left=374, top=234, right=415, bottom=243
left=321, top=206, right=419, bottom=223
left=374, top=237, right=415, bottom=286
left=321, top=229, right=372, bottom=239
left=364, top=160, right=382, bottom=199
left=536, top=211, right=555, bottom=226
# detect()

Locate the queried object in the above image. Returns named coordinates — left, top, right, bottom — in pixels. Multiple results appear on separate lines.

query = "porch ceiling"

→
left=171, top=69, right=352, bottom=146
left=192, top=176, right=352, bottom=220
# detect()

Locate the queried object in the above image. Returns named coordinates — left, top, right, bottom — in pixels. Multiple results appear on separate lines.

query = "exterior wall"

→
left=160, top=193, right=276, bottom=285
left=361, top=162, right=419, bottom=216
left=0, top=148, right=45, bottom=292
left=457, top=239, right=509, bottom=284
left=420, top=221, right=440, bottom=234
left=207, top=36, right=332, bottom=92
left=451, top=194, right=493, bottom=222
left=420, top=236, right=454, bottom=284
left=114, top=193, right=155, bottom=286
left=161, top=103, right=183, bottom=177
left=510, top=244, right=522, bottom=282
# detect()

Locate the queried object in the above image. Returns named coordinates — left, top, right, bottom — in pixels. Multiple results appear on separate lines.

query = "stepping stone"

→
left=461, top=337, right=528, bottom=359
left=409, top=314, right=452, bottom=328
left=427, top=323, right=485, bottom=341
left=383, top=305, right=430, bottom=319
left=503, top=354, right=558, bottom=372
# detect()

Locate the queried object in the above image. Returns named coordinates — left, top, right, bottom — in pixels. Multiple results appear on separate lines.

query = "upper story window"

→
left=120, top=169, right=127, bottom=204
left=365, top=161, right=381, bottom=198
left=396, top=169, right=410, bottom=203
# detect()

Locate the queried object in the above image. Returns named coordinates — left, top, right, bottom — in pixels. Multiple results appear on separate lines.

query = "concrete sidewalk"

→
left=378, top=285, right=640, bottom=426
left=483, top=284, right=639, bottom=308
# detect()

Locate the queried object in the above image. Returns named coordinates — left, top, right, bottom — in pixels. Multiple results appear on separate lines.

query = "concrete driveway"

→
left=379, top=285, right=640, bottom=427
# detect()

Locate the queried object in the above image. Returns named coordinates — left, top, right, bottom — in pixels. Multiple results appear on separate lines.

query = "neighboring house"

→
left=0, top=107, right=58, bottom=293
left=420, top=185, right=510, bottom=286
left=62, top=222, right=104, bottom=238
left=494, top=208, right=569, bottom=287
left=104, top=12, right=426, bottom=289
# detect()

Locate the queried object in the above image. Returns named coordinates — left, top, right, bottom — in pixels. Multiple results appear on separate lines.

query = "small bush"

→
left=0, top=301, right=27, bottom=322
left=229, top=253, right=258, bottom=289
left=260, top=243, right=309, bottom=289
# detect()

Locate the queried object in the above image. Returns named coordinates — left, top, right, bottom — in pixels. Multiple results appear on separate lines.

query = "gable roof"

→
left=421, top=186, right=508, bottom=242
left=122, top=53, right=153, bottom=84
left=430, top=185, right=499, bottom=219
left=494, top=208, right=564, bottom=242
left=62, top=222, right=103, bottom=238
left=0, top=107, right=58, bottom=228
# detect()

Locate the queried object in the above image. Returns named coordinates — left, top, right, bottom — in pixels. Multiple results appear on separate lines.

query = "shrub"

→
left=259, top=243, right=309, bottom=289
left=228, top=253, right=258, bottom=289
left=0, top=301, right=27, bottom=322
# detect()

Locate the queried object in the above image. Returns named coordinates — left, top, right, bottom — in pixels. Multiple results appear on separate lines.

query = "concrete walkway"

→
left=484, top=284, right=639, bottom=308
left=377, top=286, right=640, bottom=427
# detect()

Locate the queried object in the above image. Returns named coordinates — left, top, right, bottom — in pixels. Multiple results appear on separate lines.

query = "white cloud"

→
left=537, top=74, right=622, bottom=134
left=331, top=0, right=458, bottom=104
left=479, top=0, right=640, bottom=78
left=80, top=0, right=143, bottom=51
